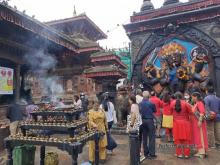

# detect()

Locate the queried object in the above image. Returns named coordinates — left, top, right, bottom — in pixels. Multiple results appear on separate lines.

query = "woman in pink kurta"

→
left=191, top=92, right=208, bottom=158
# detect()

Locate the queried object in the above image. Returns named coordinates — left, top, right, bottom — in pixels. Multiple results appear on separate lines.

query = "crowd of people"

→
left=127, top=86, right=220, bottom=160
left=5, top=87, right=220, bottom=163
left=87, top=87, right=220, bottom=163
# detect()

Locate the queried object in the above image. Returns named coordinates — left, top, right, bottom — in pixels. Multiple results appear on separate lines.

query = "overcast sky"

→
left=9, top=0, right=188, bottom=49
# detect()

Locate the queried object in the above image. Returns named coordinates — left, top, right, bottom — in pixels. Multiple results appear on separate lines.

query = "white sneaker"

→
left=140, top=155, right=145, bottom=162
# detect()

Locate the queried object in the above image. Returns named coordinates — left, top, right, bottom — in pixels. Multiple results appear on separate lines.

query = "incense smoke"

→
left=25, top=50, right=57, bottom=74
left=24, top=49, right=64, bottom=98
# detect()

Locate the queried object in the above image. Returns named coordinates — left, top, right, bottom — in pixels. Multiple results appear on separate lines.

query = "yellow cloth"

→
left=89, top=141, right=106, bottom=162
left=162, top=115, right=173, bottom=128
left=88, top=109, right=108, bottom=162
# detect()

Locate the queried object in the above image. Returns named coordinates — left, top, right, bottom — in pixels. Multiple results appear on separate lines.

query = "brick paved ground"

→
left=1, top=135, right=220, bottom=165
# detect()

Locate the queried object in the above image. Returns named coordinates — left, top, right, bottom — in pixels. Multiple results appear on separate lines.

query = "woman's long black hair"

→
left=130, top=95, right=137, bottom=104
left=102, top=99, right=109, bottom=111
left=162, top=91, right=171, bottom=103
left=101, top=92, right=110, bottom=112
left=174, top=92, right=183, bottom=113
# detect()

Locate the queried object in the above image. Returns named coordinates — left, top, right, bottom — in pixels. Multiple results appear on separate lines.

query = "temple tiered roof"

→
left=84, top=65, right=126, bottom=79
left=84, top=51, right=127, bottom=79
left=90, top=51, right=128, bottom=69
left=46, top=14, right=107, bottom=42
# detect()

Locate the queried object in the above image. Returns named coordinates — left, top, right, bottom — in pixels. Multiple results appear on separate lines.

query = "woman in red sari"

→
left=191, top=92, right=208, bottom=158
left=171, top=92, right=192, bottom=158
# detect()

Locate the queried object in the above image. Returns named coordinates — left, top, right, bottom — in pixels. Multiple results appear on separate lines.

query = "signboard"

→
left=0, top=67, right=14, bottom=94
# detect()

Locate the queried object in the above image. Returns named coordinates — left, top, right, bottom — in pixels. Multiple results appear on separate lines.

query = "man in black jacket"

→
left=7, top=101, right=25, bottom=135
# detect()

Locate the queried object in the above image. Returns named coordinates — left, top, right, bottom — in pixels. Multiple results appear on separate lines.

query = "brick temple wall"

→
left=31, top=75, right=101, bottom=102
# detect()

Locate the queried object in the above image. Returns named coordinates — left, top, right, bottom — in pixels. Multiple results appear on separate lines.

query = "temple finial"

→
left=141, top=0, right=154, bottom=12
left=73, top=5, right=77, bottom=16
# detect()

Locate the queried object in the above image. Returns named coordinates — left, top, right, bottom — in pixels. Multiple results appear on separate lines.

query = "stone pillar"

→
left=15, top=64, right=21, bottom=102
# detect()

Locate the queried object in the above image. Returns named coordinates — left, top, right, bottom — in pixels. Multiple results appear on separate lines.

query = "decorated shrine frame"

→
left=132, top=26, right=220, bottom=95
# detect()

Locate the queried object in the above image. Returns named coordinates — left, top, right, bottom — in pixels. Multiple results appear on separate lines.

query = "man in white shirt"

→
left=73, top=95, right=82, bottom=109
left=105, top=101, right=115, bottom=127
left=101, top=92, right=115, bottom=129
left=101, top=92, right=117, bottom=154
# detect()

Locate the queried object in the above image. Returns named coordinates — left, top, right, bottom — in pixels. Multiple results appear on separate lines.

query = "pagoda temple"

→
left=43, top=14, right=108, bottom=99
left=0, top=1, right=110, bottom=153
left=124, top=0, right=220, bottom=96
left=84, top=51, right=127, bottom=96
left=0, top=1, right=107, bottom=117
left=0, top=1, right=76, bottom=106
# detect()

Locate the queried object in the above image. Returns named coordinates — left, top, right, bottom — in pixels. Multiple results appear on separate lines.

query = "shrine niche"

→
left=142, top=39, right=210, bottom=94
left=124, top=0, right=220, bottom=96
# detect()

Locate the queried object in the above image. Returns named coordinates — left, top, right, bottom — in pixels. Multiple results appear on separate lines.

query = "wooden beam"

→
left=0, top=49, right=24, bottom=64
left=0, top=37, right=34, bottom=53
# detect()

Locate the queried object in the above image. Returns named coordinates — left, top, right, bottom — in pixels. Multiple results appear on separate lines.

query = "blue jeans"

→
left=108, top=121, right=113, bottom=130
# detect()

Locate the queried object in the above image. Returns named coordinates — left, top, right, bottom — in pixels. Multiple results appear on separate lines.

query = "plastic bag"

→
left=45, top=152, right=59, bottom=165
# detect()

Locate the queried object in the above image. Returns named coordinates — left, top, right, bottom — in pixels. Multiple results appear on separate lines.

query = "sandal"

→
left=184, top=156, right=190, bottom=159
left=177, top=155, right=184, bottom=159
left=194, top=153, right=205, bottom=159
